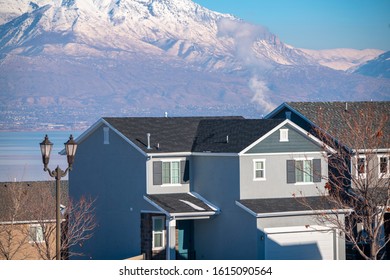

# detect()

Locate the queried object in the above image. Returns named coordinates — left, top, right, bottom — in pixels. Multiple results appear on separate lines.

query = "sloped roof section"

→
left=285, top=101, right=390, bottom=148
left=145, top=193, right=219, bottom=218
left=103, top=116, right=244, bottom=154
left=104, top=117, right=286, bottom=154
left=192, top=119, right=284, bottom=153
left=238, top=196, right=347, bottom=217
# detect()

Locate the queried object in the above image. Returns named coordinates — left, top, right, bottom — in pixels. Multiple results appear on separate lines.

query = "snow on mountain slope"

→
left=300, top=48, right=384, bottom=71
left=352, top=51, right=390, bottom=78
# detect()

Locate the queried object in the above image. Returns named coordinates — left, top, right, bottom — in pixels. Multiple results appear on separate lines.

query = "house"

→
left=0, top=181, right=67, bottom=260
left=69, top=116, right=349, bottom=260
left=266, top=101, right=390, bottom=259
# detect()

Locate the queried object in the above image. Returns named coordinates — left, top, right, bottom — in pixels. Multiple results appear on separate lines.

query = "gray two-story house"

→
left=69, top=116, right=348, bottom=260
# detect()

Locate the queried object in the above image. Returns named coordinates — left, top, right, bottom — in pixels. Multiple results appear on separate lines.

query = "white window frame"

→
left=29, top=224, right=44, bottom=243
left=295, top=158, right=314, bottom=184
left=253, top=159, right=266, bottom=181
left=152, top=216, right=165, bottom=250
left=378, top=155, right=390, bottom=178
left=355, top=155, right=367, bottom=179
left=279, top=129, right=289, bottom=142
left=161, top=160, right=181, bottom=186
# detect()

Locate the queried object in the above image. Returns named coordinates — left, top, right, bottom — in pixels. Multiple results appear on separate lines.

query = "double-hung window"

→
left=29, top=224, right=44, bottom=243
left=295, top=159, right=313, bottom=183
left=162, top=161, right=180, bottom=185
left=254, top=159, right=266, bottom=180
left=152, top=216, right=165, bottom=249
left=356, top=156, right=366, bottom=178
left=379, top=156, right=389, bottom=177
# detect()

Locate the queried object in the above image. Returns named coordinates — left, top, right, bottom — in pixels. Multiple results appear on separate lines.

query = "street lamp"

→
left=40, top=134, right=77, bottom=260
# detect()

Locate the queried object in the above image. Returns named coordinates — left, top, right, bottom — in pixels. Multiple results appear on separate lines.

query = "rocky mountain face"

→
left=0, top=0, right=388, bottom=130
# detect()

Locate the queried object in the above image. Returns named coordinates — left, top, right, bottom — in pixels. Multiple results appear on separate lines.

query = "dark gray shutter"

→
left=313, top=159, right=322, bottom=182
left=181, top=160, right=190, bottom=184
left=286, top=160, right=296, bottom=184
left=153, top=161, right=162, bottom=185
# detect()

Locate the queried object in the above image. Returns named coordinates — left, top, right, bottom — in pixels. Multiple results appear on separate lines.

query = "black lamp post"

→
left=40, top=134, right=77, bottom=260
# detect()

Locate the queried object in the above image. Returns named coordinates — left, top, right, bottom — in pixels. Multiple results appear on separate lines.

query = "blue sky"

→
left=193, top=0, right=390, bottom=50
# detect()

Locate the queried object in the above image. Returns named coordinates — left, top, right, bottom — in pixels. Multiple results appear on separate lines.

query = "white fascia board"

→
left=101, top=119, right=148, bottom=157
left=352, top=148, right=390, bottom=154
left=170, top=211, right=217, bottom=219
left=147, top=152, right=192, bottom=157
left=189, top=192, right=221, bottom=213
left=239, top=119, right=336, bottom=155
left=191, top=152, right=238, bottom=157
left=235, top=201, right=352, bottom=218
left=0, top=219, right=59, bottom=225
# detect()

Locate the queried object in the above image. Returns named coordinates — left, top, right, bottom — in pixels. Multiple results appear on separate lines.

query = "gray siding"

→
left=191, top=155, right=258, bottom=259
left=239, top=153, right=327, bottom=199
left=246, top=124, right=321, bottom=154
left=147, top=156, right=190, bottom=194
left=69, top=124, right=154, bottom=259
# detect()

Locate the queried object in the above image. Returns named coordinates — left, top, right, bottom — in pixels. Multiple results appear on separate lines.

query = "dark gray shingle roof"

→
left=145, top=193, right=217, bottom=215
left=238, top=196, right=340, bottom=215
left=104, top=117, right=284, bottom=154
left=286, top=101, right=390, bottom=148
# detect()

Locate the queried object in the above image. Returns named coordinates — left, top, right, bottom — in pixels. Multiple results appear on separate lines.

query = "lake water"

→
left=0, top=131, right=81, bottom=182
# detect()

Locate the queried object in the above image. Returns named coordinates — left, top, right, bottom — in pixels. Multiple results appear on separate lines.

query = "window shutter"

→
left=313, top=159, right=322, bottom=182
left=153, top=161, right=162, bottom=185
left=181, top=160, right=190, bottom=184
left=286, top=160, right=296, bottom=184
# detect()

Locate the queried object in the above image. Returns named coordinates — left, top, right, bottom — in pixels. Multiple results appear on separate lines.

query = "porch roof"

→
left=144, top=192, right=219, bottom=219
left=237, top=196, right=351, bottom=218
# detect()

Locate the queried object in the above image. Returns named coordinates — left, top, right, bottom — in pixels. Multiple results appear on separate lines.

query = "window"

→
left=379, top=156, right=389, bottom=177
left=356, top=157, right=366, bottom=178
left=162, top=161, right=180, bottom=185
left=295, top=159, right=313, bottom=183
left=254, top=159, right=266, bottom=180
left=103, top=127, right=109, bottom=144
left=280, top=129, right=289, bottom=142
left=152, top=216, right=165, bottom=249
left=29, top=225, right=44, bottom=243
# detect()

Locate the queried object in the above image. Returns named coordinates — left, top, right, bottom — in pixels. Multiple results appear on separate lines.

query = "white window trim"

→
left=29, top=224, right=44, bottom=244
left=152, top=216, right=165, bottom=250
left=279, top=129, right=289, bottom=142
left=354, top=155, right=367, bottom=179
left=294, top=157, right=314, bottom=185
left=378, top=155, right=390, bottom=178
left=253, top=159, right=266, bottom=181
left=161, top=160, right=181, bottom=186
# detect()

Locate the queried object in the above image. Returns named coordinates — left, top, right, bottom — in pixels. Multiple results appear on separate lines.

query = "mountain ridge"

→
left=0, top=0, right=388, bottom=131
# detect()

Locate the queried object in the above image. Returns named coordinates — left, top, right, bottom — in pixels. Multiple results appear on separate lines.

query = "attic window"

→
left=103, top=127, right=110, bottom=144
left=279, top=129, right=289, bottom=142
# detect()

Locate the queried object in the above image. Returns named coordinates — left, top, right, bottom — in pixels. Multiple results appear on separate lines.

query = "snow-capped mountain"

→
left=0, top=0, right=388, bottom=130
left=299, top=48, right=384, bottom=71
left=352, top=51, right=390, bottom=79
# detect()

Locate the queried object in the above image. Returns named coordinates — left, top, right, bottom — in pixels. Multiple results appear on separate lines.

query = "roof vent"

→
left=146, top=133, right=151, bottom=149
left=164, top=112, right=168, bottom=118
left=345, top=102, right=348, bottom=111
left=226, top=135, right=229, bottom=143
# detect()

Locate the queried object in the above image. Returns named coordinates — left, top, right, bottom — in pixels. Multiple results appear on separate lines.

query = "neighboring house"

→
left=70, top=116, right=348, bottom=260
left=0, top=181, right=67, bottom=260
left=265, top=101, right=390, bottom=259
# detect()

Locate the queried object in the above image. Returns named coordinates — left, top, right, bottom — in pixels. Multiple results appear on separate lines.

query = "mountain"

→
left=0, top=0, right=389, bottom=131
left=299, top=48, right=384, bottom=71
left=352, top=51, right=390, bottom=79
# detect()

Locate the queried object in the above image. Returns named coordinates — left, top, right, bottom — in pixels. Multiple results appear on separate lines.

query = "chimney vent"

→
left=226, top=135, right=229, bottom=143
left=164, top=112, right=168, bottom=118
left=345, top=102, right=348, bottom=111
left=147, top=133, right=151, bottom=149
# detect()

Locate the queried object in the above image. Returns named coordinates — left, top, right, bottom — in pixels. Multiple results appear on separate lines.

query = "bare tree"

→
left=0, top=181, right=96, bottom=260
left=302, top=104, right=390, bottom=260
left=0, top=182, right=32, bottom=260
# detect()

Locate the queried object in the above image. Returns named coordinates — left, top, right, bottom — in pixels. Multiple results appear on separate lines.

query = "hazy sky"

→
left=193, top=0, right=390, bottom=51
